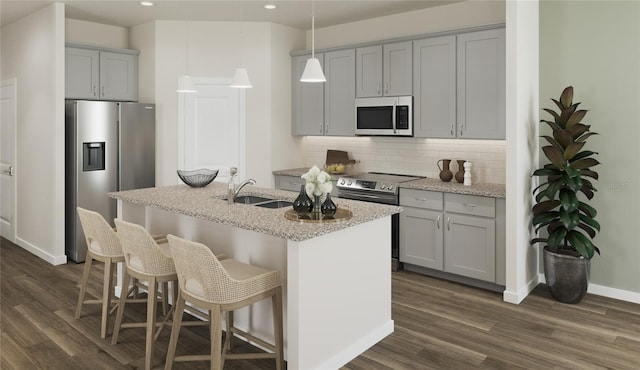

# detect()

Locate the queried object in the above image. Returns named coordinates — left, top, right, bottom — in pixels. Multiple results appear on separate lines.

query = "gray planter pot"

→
left=543, top=247, right=590, bottom=304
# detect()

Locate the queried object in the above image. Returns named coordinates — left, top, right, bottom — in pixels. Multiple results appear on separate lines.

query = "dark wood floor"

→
left=2, top=237, right=639, bottom=370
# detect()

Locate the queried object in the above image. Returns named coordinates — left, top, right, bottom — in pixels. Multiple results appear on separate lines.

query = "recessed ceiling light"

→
left=140, top=1, right=154, bottom=7
left=264, top=4, right=277, bottom=10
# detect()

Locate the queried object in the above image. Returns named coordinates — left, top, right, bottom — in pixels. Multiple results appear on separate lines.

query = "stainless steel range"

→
left=336, top=172, right=424, bottom=270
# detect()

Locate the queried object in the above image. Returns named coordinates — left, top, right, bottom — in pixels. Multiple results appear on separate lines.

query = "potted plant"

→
left=531, top=86, right=601, bottom=304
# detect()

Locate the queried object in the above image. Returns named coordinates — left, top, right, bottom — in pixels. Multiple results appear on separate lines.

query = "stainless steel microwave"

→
left=355, top=96, right=413, bottom=136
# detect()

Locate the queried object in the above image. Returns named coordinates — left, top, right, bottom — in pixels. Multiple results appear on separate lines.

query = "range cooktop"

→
left=336, top=172, right=424, bottom=194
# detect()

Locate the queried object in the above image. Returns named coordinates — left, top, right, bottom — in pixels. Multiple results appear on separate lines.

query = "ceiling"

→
left=0, top=0, right=461, bottom=30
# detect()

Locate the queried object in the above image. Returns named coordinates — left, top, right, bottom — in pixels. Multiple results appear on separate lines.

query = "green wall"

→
left=539, top=0, right=640, bottom=294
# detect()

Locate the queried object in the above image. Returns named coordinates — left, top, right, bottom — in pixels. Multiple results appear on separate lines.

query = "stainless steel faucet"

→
left=227, top=167, right=256, bottom=205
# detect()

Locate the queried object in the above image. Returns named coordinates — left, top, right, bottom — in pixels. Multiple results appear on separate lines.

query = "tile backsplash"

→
left=303, top=136, right=506, bottom=184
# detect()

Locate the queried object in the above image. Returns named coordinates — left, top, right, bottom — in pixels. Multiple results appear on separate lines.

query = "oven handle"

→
left=392, top=99, right=397, bottom=134
left=337, top=190, right=398, bottom=205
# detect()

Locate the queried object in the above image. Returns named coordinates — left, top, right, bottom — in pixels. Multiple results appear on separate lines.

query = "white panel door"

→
left=179, top=78, right=245, bottom=183
left=1, top=79, right=17, bottom=242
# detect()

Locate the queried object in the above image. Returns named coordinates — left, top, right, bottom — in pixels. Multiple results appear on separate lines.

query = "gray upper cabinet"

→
left=99, top=51, right=138, bottom=101
left=66, top=45, right=138, bottom=101
left=356, top=41, right=412, bottom=98
left=292, top=54, right=325, bottom=136
left=456, top=28, right=505, bottom=139
left=413, top=36, right=456, bottom=138
left=66, top=47, right=100, bottom=100
left=324, top=49, right=355, bottom=136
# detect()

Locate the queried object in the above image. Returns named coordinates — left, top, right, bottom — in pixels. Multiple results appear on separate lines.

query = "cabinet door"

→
left=383, top=41, right=412, bottom=96
left=456, top=28, right=505, bottom=139
left=444, top=213, right=495, bottom=282
left=413, top=36, right=456, bottom=138
left=292, top=54, right=325, bottom=136
left=100, top=51, right=138, bottom=101
left=65, top=47, right=99, bottom=99
left=324, top=49, right=355, bottom=136
left=355, top=45, right=382, bottom=98
left=399, top=207, right=443, bottom=270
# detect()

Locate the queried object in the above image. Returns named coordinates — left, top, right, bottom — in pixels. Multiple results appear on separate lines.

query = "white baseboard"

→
left=538, top=273, right=640, bottom=304
left=503, top=274, right=541, bottom=304
left=16, top=236, right=67, bottom=265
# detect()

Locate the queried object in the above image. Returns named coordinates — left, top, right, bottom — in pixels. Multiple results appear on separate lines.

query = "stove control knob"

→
left=339, top=179, right=345, bottom=185
left=347, top=180, right=352, bottom=186
left=380, top=184, right=386, bottom=190
left=388, top=185, right=394, bottom=191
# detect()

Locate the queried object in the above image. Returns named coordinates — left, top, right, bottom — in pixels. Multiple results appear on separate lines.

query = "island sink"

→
left=222, top=195, right=293, bottom=209
left=256, top=200, right=293, bottom=209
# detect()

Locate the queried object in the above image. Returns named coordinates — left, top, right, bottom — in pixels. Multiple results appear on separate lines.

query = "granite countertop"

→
left=399, top=178, right=505, bottom=198
left=274, top=168, right=506, bottom=198
left=108, top=182, right=401, bottom=242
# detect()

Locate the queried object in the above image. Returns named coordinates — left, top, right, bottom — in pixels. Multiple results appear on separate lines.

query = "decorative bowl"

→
left=177, top=169, right=218, bottom=187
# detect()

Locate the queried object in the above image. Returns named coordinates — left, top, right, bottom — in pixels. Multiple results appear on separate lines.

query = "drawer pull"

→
left=447, top=217, right=451, bottom=231
left=414, top=197, right=428, bottom=202
left=463, top=203, right=477, bottom=210
left=436, top=215, right=441, bottom=229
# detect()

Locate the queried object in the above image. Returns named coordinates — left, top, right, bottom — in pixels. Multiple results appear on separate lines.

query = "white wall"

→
left=0, top=3, right=66, bottom=264
left=540, top=1, right=640, bottom=301
left=65, top=18, right=128, bottom=49
left=129, top=22, right=156, bottom=103
left=136, top=21, right=305, bottom=188
left=503, top=0, right=539, bottom=304
left=298, top=0, right=507, bottom=185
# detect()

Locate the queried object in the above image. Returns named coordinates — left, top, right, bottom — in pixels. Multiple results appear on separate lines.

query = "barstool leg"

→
left=164, top=292, right=185, bottom=370
left=100, top=258, right=115, bottom=338
left=273, top=287, right=284, bottom=370
left=145, top=277, right=158, bottom=370
left=75, top=253, right=93, bottom=319
left=111, top=269, right=131, bottom=345
left=226, top=310, right=234, bottom=351
left=210, top=307, right=222, bottom=370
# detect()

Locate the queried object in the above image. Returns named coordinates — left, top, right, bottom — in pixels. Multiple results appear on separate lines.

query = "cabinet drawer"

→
left=400, top=189, right=443, bottom=210
left=275, top=175, right=305, bottom=192
left=445, top=193, right=495, bottom=217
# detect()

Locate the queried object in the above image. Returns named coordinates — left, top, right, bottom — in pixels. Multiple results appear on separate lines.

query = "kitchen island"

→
left=109, top=183, right=400, bottom=370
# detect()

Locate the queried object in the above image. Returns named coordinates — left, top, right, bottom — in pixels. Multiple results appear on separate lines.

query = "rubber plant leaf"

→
left=532, top=168, right=560, bottom=177
left=542, top=120, right=562, bottom=132
left=578, top=201, right=597, bottom=218
left=576, top=132, right=598, bottom=143
left=541, top=135, right=564, bottom=152
left=532, top=200, right=561, bottom=215
left=533, top=211, right=559, bottom=228
left=553, top=129, right=573, bottom=148
left=559, top=188, right=579, bottom=212
left=546, top=178, right=563, bottom=199
left=559, top=208, right=580, bottom=230
left=570, top=150, right=598, bottom=162
left=566, top=110, right=587, bottom=128
left=571, top=158, right=600, bottom=170
left=566, top=230, right=595, bottom=259
left=542, top=146, right=566, bottom=169
left=579, top=213, right=601, bottom=232
left=560, top=86, right=574, bottom=107
left=568, top=123, right=590, bottom=138
left=564, top=142, right=586, bottom=160
left=562, top=171, right=583, bottom=192
left=543, top=108, right=560, bottom=122
left=579, top=169, right=599, bottom=180
left=577, top=222, right=597, bottom=239
left=547, top=227, right=568, bottom=250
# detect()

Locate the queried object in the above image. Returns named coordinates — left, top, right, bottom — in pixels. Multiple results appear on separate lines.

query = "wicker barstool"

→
left=164, top=234, right=284, bottom=370
left=112, top=218, right=178, bottom=370
left=75, top=207, right=129, bottom=339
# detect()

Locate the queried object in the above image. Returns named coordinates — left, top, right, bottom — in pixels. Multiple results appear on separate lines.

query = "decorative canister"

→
left=437, top=159, right=453, bottom=182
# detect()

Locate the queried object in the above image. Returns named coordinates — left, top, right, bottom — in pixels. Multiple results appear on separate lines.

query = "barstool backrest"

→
left=114, top=219, right=175, bottom=276
left=168, top=234, right=242, bottom=305
left=77, top=207, right=123, bottom=257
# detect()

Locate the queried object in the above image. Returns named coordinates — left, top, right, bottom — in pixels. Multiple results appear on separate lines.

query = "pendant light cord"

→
left=311, top=0, right=315, bottom=59
left=186, top=21, right=190, bottom=74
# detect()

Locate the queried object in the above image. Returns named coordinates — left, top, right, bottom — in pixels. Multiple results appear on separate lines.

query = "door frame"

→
left=177, top=77, right=247, bottom=181
left=1, top=78, right=18, bottom=243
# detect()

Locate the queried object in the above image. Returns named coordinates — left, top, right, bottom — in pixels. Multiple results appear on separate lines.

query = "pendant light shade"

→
left=230, top=68, right=253, bottom=88
left=300, top=58, right=326, bottom=82
left=177, top=74, right=197, bottom=93
left=300, top=6, right=325, bottom=83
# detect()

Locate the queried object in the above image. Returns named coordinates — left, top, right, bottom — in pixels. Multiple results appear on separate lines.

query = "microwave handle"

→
left=392, top=99, right=397, bottom=134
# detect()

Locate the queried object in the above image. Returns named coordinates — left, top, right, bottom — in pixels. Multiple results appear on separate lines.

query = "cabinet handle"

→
left=93, top=85, right=97, bottom=96
left=447, top=217, right=451, bottom=231
left=377, top=83, right=381, bottom=95
left=436, top=215, right=441, bottom=229
left=463, top=203, right=477, bottom=210
left=450, top=123, right=454, bottom=136
left=414, top=197, right=427, bottom=202
left=385, top=82, right=389, bottom=95
left=319, top=123, right=323, bottom=134
left=2, top=166, right=14, bottom=176
left=101, top=86, right=105, bottom=97
left=326, top=123, right=329, bottom=134
left=459, top=124, right=464, bottom=137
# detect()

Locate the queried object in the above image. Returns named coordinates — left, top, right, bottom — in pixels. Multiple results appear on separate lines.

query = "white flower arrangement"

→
left=301, top=165, right=333, bottom=197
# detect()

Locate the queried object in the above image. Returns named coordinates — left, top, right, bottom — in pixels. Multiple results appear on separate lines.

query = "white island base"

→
left=117, top=200, right=393, bottom=370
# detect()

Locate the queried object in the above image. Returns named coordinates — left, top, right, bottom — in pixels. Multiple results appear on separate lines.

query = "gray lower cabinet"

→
left=65, top=45, right=138, bottom=101
left=400, top=188, right=504, bottom=284
left=292, top=51, right=354, bottom=136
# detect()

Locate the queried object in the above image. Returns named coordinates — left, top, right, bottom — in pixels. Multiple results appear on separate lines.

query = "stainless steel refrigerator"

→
left=65, top=100, right=155, bottom=262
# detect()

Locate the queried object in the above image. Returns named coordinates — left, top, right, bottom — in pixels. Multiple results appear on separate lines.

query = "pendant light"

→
left=230, top=6, right=252, bottom=88
left=300, top=1, right=325, bottom=83
left=177, top=22, right=197, bottom=93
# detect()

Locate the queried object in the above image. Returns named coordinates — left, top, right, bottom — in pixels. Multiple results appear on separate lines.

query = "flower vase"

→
left=312, top=195, right=322, bottom=220
left=293, top=185, right=313, bottom=216
left=321, top=193, right=337, bottom=217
